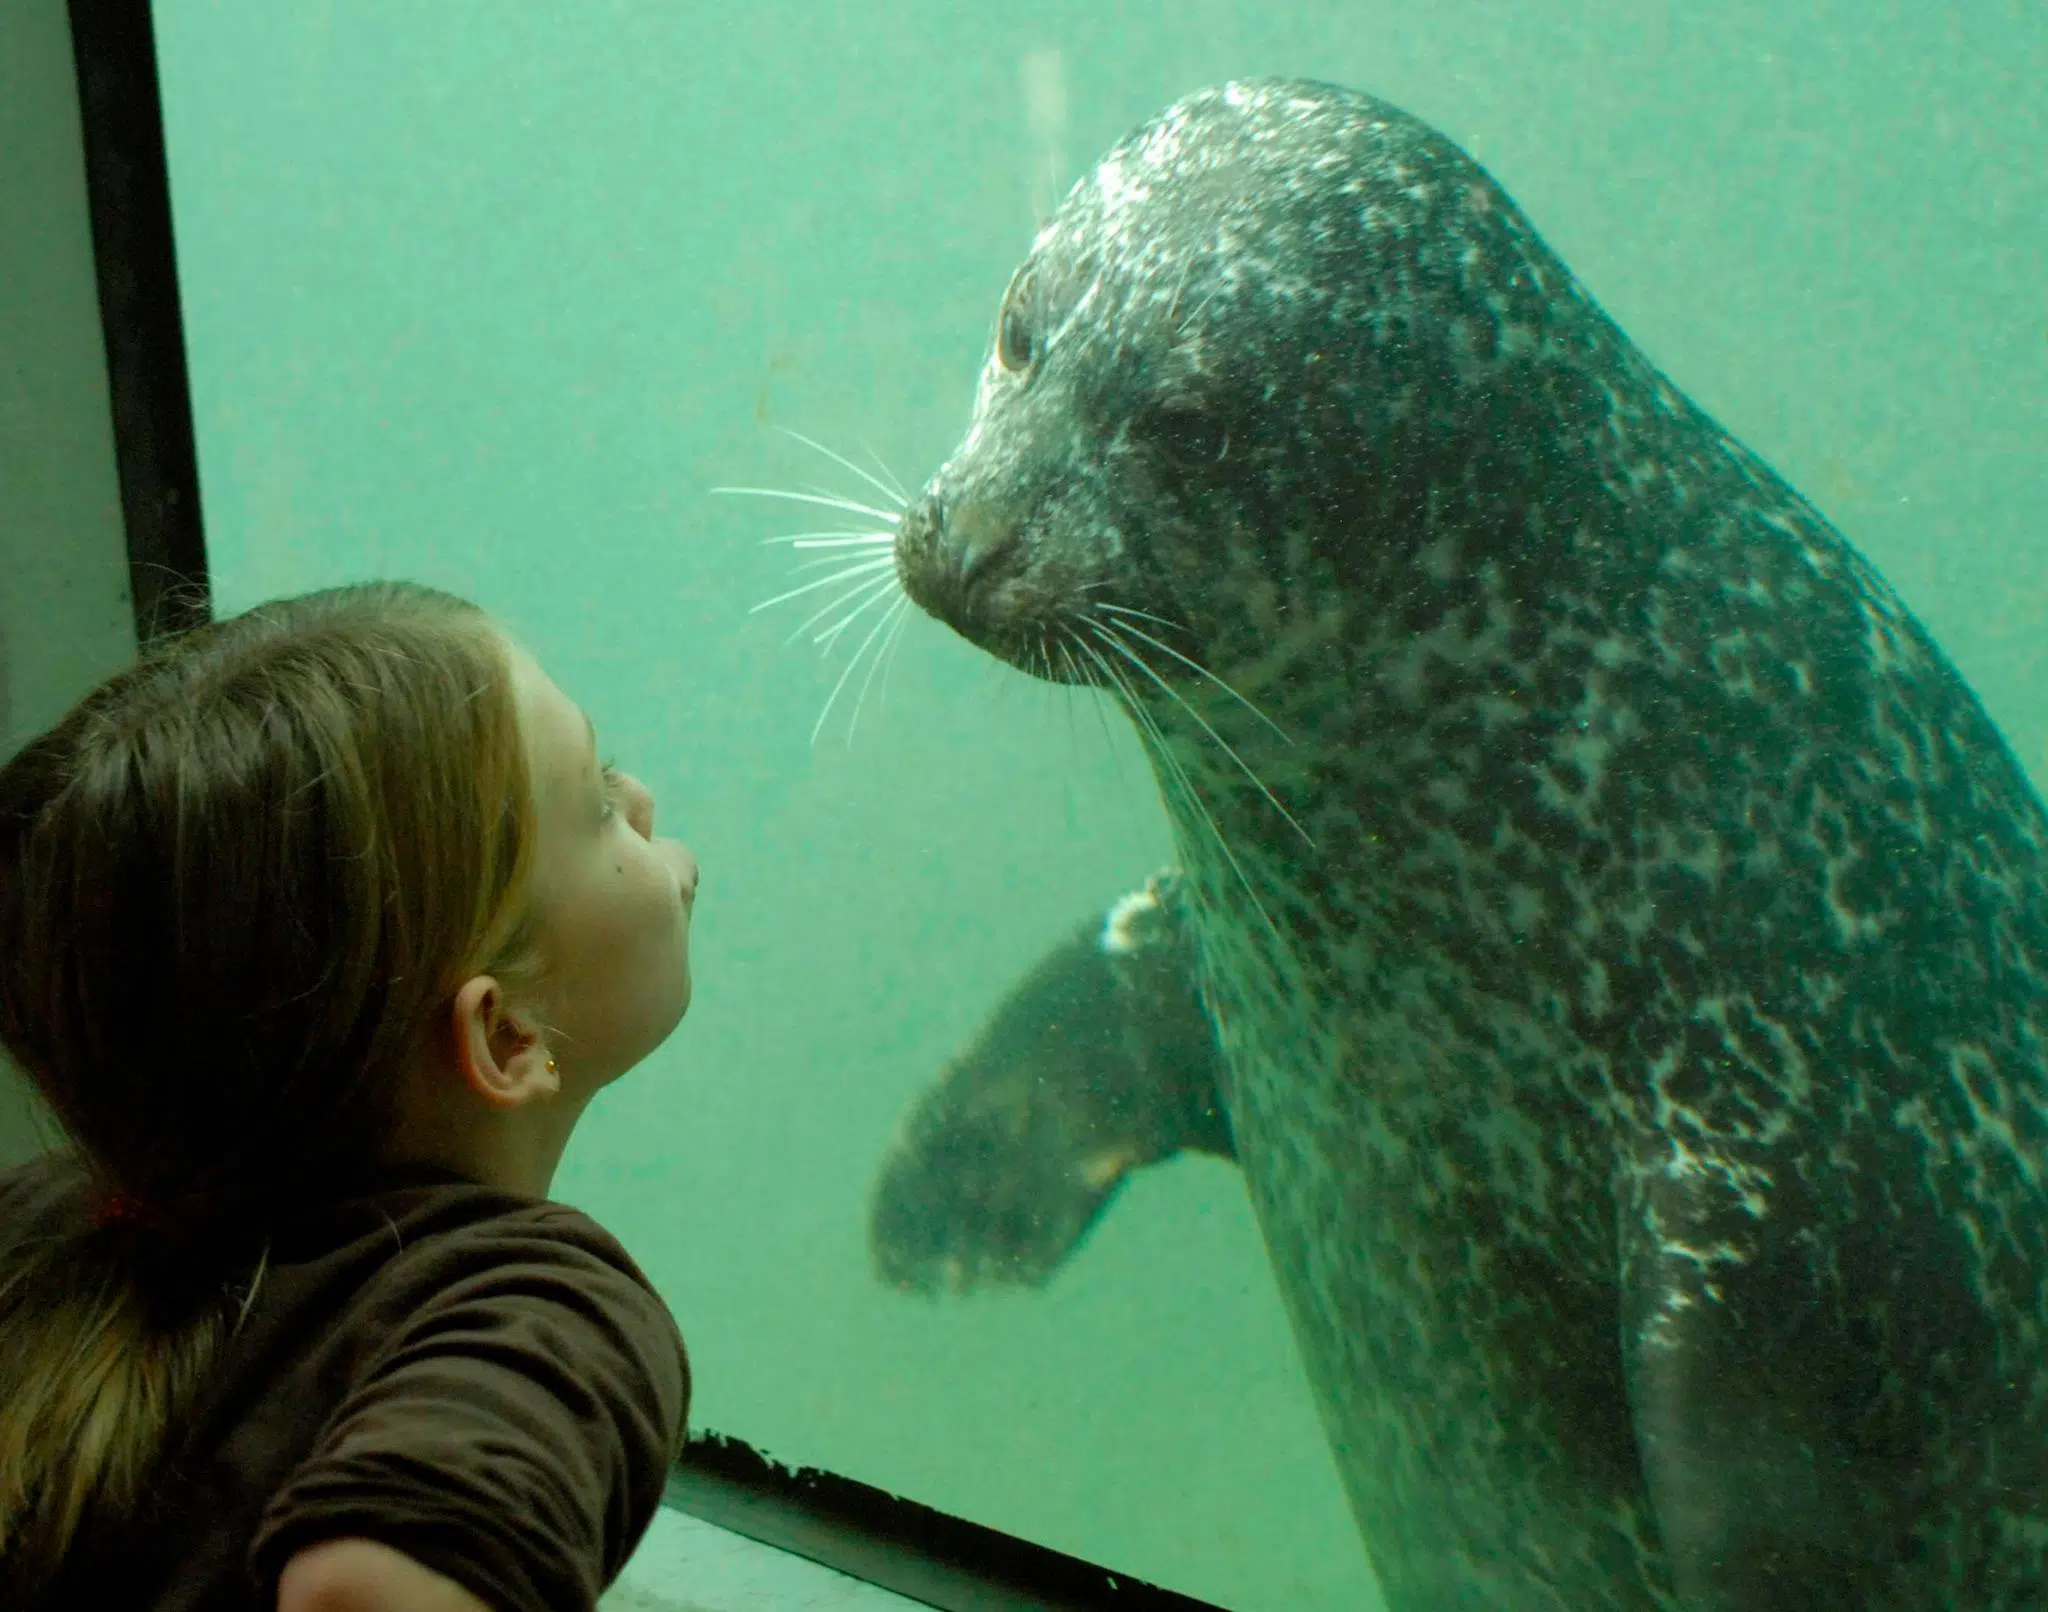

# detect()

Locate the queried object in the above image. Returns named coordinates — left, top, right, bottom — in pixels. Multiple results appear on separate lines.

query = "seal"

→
left=886, top=77, right=2048, bottom=1610
left=869, top=870, right=1228, bottom=1294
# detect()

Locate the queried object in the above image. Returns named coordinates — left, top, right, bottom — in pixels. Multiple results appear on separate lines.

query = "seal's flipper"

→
left=1616, top=1133, right=1963, bottom=1606
left=868, top=870, right=1228, bottom=1295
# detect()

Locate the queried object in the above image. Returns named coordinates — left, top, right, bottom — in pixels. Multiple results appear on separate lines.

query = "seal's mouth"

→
left=895, top=491, right=1085, bottom=685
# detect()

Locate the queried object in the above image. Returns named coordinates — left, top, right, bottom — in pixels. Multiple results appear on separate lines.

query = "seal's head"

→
left=895, top=77, right=1614, bottom=704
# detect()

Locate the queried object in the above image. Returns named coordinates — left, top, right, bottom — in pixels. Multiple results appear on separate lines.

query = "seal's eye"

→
left=996, top=266, right=1036, bottom=374
left=998, top=301, right=1034, bottom=373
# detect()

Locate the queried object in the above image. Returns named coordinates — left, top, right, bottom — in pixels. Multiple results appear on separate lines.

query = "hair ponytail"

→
left=0, top=1154, right=246, bottom=1582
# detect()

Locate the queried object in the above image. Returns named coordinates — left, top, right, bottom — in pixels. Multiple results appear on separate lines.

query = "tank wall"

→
left=0, top=0, right=139, bottom=1169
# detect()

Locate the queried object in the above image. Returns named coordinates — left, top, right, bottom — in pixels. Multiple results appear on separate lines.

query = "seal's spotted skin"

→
left=892, top=78, right=2048, bottom=1609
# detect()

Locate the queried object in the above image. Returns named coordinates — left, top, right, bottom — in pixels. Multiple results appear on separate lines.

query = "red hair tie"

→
left=91, top=1188, right=163, bottom=1233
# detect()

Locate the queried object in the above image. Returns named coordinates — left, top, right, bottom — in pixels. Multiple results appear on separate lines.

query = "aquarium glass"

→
left=151, top=4, right=2045, bottom=1607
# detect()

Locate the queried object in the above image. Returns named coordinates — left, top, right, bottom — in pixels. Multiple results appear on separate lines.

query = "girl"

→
left=0, top=581, right=699, bottom=1612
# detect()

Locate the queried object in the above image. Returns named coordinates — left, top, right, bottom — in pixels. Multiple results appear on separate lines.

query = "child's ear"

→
left=449, top=974, right=559, bottom=1108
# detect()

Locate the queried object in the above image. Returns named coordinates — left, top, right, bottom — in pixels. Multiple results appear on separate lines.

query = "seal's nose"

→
left=893, top=492, right=950, bottom=620
left=895, top=490, right=1019, bottom=632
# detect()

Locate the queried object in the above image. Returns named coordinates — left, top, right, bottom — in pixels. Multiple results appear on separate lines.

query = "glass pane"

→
left=151, top=4, right=2045, bottom=1608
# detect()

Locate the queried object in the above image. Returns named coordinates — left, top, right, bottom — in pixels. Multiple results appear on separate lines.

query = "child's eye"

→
left=600, top=760, right=624, bottom=818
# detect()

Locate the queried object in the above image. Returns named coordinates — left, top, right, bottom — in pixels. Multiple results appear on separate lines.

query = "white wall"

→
left=0, top=0, right=140, bottom=1167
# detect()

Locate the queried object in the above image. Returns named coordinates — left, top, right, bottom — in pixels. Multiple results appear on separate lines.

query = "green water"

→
left=152, top=4, right=2045, bottom=1607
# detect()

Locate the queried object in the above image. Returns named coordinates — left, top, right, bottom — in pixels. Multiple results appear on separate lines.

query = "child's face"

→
left=511, top=645, right=698, bottom=1086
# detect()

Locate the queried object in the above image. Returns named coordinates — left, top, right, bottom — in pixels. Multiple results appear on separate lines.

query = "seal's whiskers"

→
left=720, top=435, right=917, bottom=746
left=749, top=553, right=895, bottom=615
left=1084, top=619, right=1311, bottom=848
left=1074, top=635, right=1280, bottom=937
left=712, top=485, right=903, bottom=525
left=1075, top=636, right=1193, bottom=817
left=788, top=550, right=893, bottom=576
left=809, top=570, right=901, bottom=651
left=760, top=530, right=899, bottom=550
left=829, top=593, right=914, bottom=745
left=872, top=591, right=914, bottom=709
left=1092, top=604, right=1292, bottom=744
left=1089, top=599, right=1180, bottom=630
left=859, top=446, right=912, bottom=506
left=774, top=426, right=910, bottom=511
left=1060, top=641, right=1129, bottom=761
left=777, top=565, right=891, bottom=643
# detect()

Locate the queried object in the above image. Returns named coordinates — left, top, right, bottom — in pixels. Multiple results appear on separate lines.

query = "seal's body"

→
left=891, top=78, right=2048, bottom=1609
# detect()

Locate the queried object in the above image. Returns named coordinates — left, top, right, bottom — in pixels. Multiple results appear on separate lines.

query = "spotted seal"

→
left=886, top=77, right=2048, bottom=1610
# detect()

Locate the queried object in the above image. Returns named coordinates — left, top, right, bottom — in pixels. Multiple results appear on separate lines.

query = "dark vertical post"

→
left=65, top=0, right=210, bottom=642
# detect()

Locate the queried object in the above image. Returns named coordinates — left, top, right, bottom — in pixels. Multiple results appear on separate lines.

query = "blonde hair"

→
left=0, top=581, right=542, bottom=1586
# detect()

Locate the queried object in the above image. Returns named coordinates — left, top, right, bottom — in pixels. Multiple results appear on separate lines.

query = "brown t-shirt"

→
left=3, top=1163, right=689, bottom=1612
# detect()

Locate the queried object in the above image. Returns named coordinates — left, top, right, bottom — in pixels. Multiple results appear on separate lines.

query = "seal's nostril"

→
left=959, top=530, right=1021, bottom=596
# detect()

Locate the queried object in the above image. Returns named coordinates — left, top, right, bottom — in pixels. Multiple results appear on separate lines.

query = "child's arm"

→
left=278, top=1538, right=494, bottom=1612
left=252, top=1202, right=687, bottom=1612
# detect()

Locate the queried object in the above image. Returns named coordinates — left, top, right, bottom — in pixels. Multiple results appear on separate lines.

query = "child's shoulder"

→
left=290, top=1170, right=671, bottom=1320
